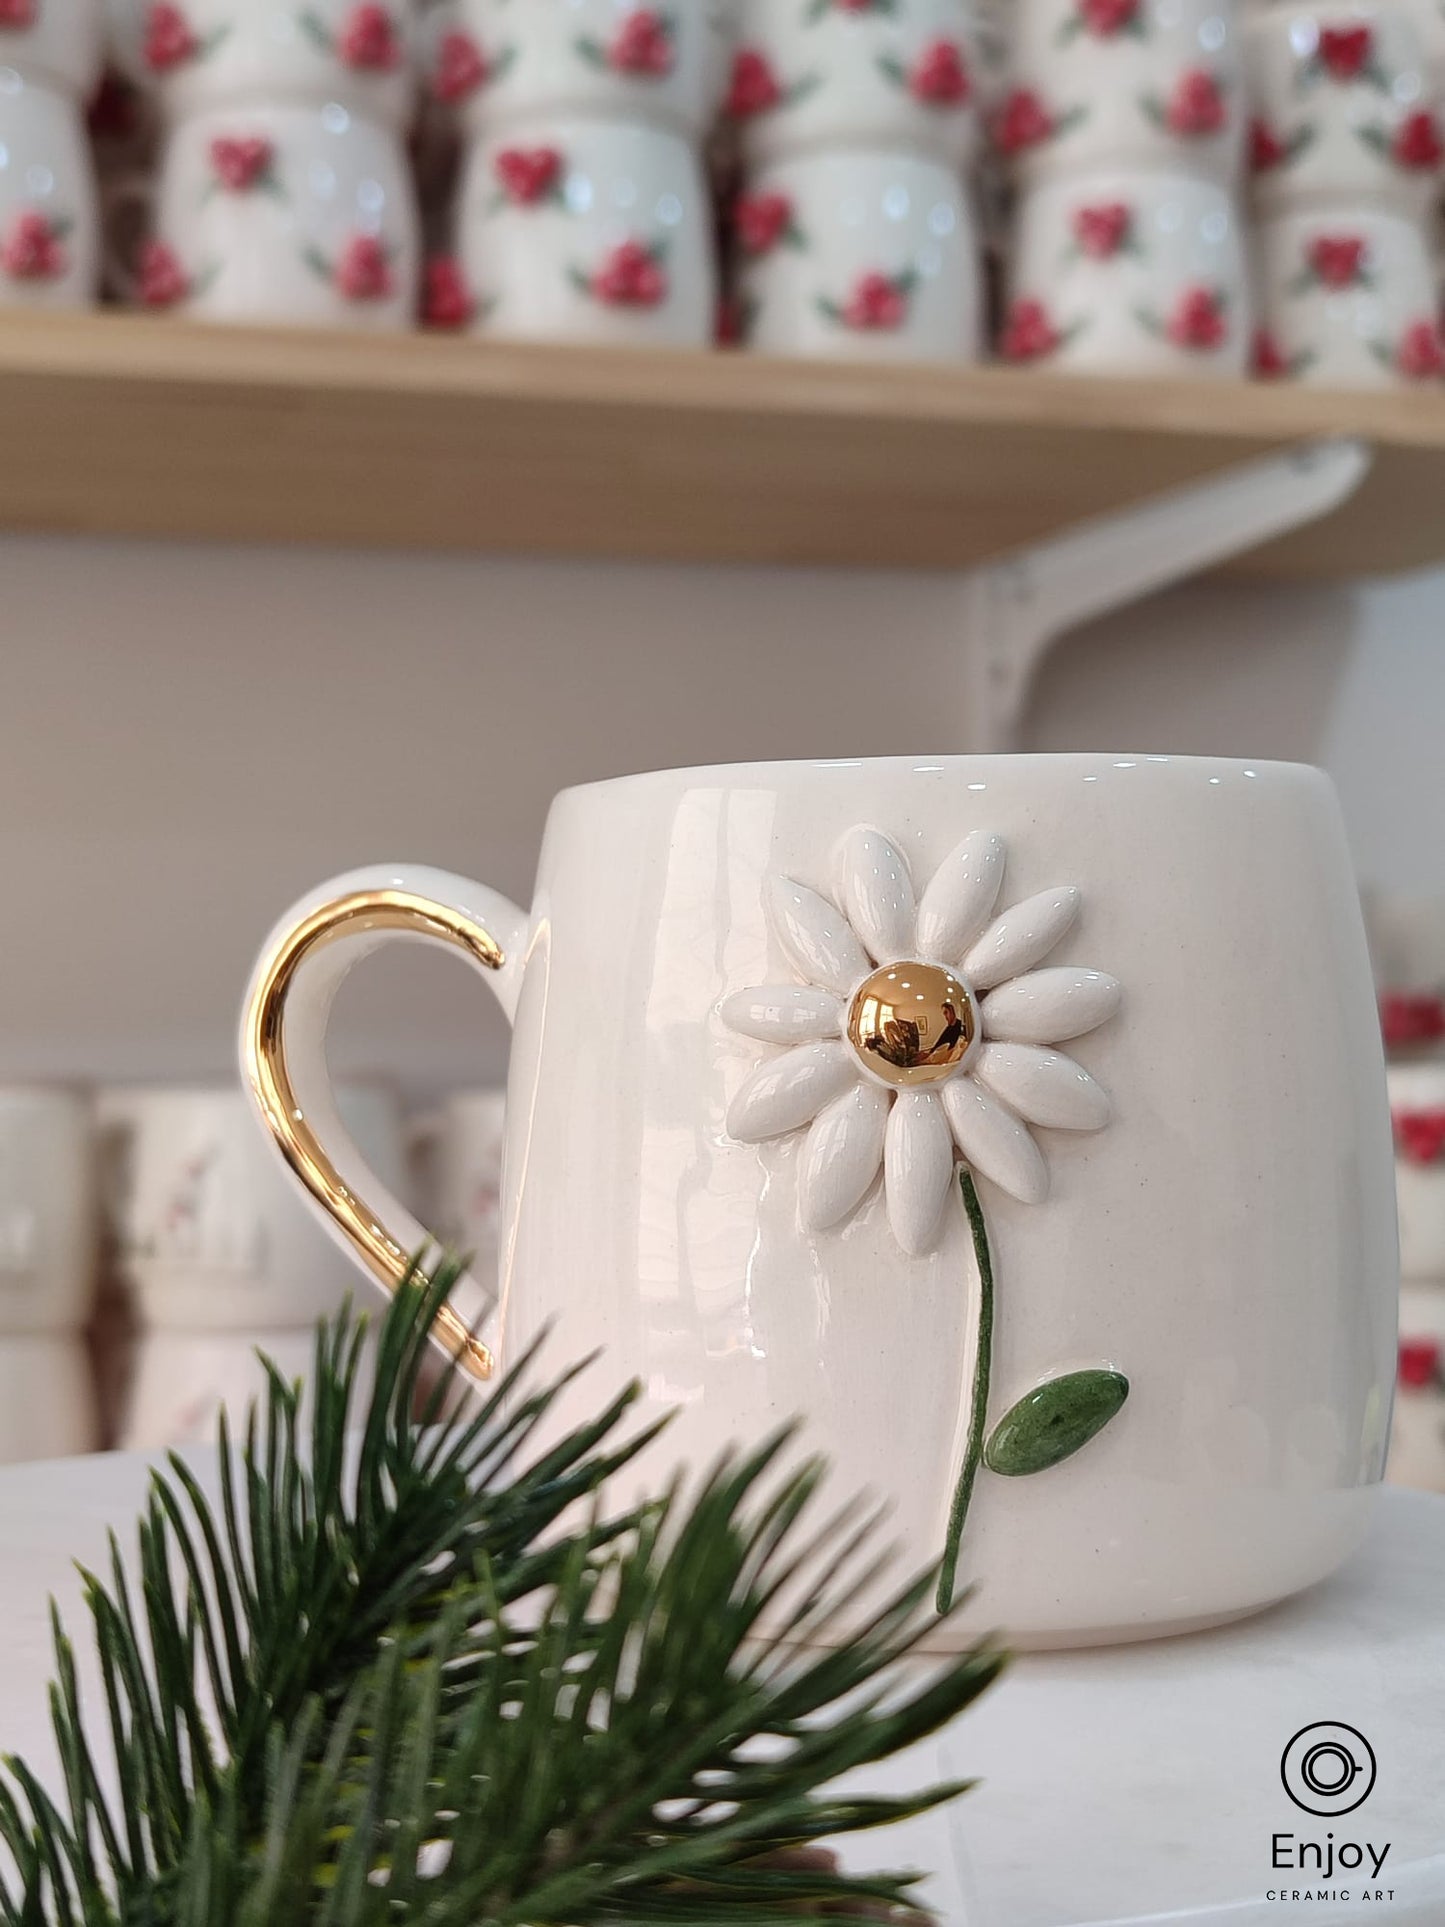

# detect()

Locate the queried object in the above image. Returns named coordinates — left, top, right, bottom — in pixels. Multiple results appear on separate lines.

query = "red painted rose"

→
left=1398, top=318, right=1445, bottom=379
left=843, top=271, right=908, bottom=331
left=1001, top=297, right=1060, bottom=362
left=593, top=238, right=667, bottom=307
left=726, top=46, right=782, bottom=118
left=715, top=293, right=745, bottom=345
left=1317, top=24, right=1372, bottom=79
left=0, top=0, right=36, bottom=27
left=494, top=145, right=563, bottom=205
left=337, top=3, right=402, bottom=72
left=210, top=136, right=274, bottom=192
left=1382, top=991, right=1445, bottom=1047
left=609, top=8, right=674, bottom=77
left=1073, top=201, right=1131, bottom=259
left=993, top=88, right=1055, bottom=154
left=1168, top=285, right=1226, bottom=350
left=1252, top=328, right=1289, bottom=378
left=1079, top=0, right=1138, bottom=33
left=1250, top=117, right=1286, bottom=171
left=144, top=1, right=196, bottom=70
left=910, top=38, right=971, bottom=106
left=1393, top=109, right=1443, bottom=171
left=1308, top=234, right=1367, bottom=288
left=1399, top=1337, right=1443, bottom=1389
left=734, top=190, right=793, bottom=256
left=1168, top=67, right=1226, bottom=136
left=1, top=209, right=65, bottom=280
left=1395, top=1108, right=1445, bottom=1164
left=423, top=255, right=473, bottom=329
left=336, top=233, right=393, bottom=301
left=432, top=29, right=488, bottom=103
left=137, top=238, right=188, bottom=307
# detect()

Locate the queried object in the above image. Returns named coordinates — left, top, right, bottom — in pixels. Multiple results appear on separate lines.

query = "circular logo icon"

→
left=1281, top=1724, right=1377, bottom=1816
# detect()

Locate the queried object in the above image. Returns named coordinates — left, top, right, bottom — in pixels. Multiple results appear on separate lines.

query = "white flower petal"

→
left=982, top=967, right=1121, bottom=1044
left=942, top=1076, right=1050, bottom=1204
left=916, top=830, right=1006, bottom=964
left=972, top=1042, right=1111, bottom=1132
left=721, top=983, right=842, bottom=1045
left=839, top=826, right=915, bottom=965
left=963, top=885, right=1081, bottom=992
left=766, top=876, right=871, bottom=997
left=885, top=1090, right=957, bottom=1256
left=798, top=1082, right=890, bottom=1232
left=727, top=1042, right=859, bottom=1144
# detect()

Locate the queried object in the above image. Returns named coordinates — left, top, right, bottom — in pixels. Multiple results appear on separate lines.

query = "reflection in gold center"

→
left=847, top=962, right=976, bottom=1087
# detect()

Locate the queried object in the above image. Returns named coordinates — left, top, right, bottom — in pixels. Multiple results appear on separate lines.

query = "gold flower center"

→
left=846, top=962, right=976, bottom=1088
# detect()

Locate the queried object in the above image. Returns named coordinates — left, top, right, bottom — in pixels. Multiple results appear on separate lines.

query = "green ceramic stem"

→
left=937, top=1169, right=994, bottom=1615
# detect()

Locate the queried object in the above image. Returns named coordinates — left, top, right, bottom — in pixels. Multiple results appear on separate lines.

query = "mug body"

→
left=0, top=0, right=103, bottom=98
left=734, top=148, right=983, bottom=362
left=1003, top=166, right=1250, bottom=377
left=1392, top=1282, right=1445, bottom=1491
left=0, top=1089, right=96, bottom=1336
left=456, top=115, right=714, bottom=344
left=0, top=1335, right=95, bottom=1463
left=102, top=1083, right=408, bottom=1329
left=494, top=754, right=1396, bottom=1648
left=121, top=1324, right=375, bottom=1448
left=134, top=99, right=418, bottom=325
left=1253, top=204, right=1443, bottom=384
left=0, top=73, right=98, bottom=308
left=997, top=0, right=1245, bottom=186
left=1245, top=3, right=1443, bottom=215
left=1388, top=1062, right=1445, bottom=1276
left=137, top=0, right=416, bottom=127
left=451, top=0, right=729, bottom=138
left=727, top=0, right=982, bottom=167
left=434, top=1090, right=506, bottom=1277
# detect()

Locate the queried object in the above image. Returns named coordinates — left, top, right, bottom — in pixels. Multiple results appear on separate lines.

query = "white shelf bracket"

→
left=968, top=435, right=1373, bottom=752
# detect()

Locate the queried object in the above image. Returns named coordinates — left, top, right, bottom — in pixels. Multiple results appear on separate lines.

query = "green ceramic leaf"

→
left=984, top=1370, right=1129, bottom=1478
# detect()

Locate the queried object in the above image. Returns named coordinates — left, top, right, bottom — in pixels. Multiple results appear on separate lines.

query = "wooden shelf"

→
left=4, top=309, right=1445, bottom=578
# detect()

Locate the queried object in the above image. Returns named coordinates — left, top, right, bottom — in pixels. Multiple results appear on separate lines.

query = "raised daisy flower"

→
left=721, top=826, right=1120, bottom=1256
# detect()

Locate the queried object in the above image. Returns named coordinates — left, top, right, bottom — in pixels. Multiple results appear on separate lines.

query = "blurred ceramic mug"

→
left=997, top=0, right=1244, bottom=185
left=1252, top=204, right=1443, bottom=384
left=1245, top=4, right=1442, bottom=214
left=111, top=99, right=419, bottom=324
left=408, top=1089, right=506, bottom=1300
left=0, top=72, right=99, bottom=308
left=122, top=1324, right=373, bottom=1450
left=726, top=0, right=982, bottom=166
left=734, top=148, right=984, bottom=362
left=455, top=115, right=715, bottom=344
left=0, top=0, right=103, bottom=96
left=240, top=756, right=1395, bottom=1651
left=1388, top=1063, right=1445, bottom=1277
left=0, top=1337, right=95, bottom=1464
left=1002, top=166, right=1250, bottom=376
left=0, top=1089, right=97, bottom=1336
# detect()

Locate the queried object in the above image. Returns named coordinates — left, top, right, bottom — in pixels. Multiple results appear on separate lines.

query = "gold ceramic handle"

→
left=241, top=887, right=506, bottom=1382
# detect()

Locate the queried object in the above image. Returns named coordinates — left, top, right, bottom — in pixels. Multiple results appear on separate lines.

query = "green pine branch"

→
left=0, top=1261, right=1007, bottom=1923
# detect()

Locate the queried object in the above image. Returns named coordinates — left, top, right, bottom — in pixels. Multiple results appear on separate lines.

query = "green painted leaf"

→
left=984, top=1369, right=1129, bottom=1478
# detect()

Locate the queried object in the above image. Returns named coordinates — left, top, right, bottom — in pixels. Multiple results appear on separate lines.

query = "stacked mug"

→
left=432, top=2, right=726, bottom=344
left=1388, top=1063, right=1445, bottom=1489
left=1246, top=1, right=1445, bottom=385
left=113, top=0, right=420, bottom=328
left=723, top=0, right=985, bottom=363
left=0, top=0, right=102, bottom=311
left=997, top=0, right=1251, bottom=378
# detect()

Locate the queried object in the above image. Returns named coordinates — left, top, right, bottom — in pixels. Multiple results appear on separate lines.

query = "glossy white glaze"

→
left=0, top=1090, right=96, bottom=1337
left=242, top=755, right=1398, bottom=1648
left=0, top=0, right=103, bottom=99
left=0, top=74, right=98, bottom=309
left=736, top=147, right=983, bottom=363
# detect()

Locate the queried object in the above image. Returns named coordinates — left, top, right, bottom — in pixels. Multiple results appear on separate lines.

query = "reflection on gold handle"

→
left=242, top=889, right=505, bottom=1382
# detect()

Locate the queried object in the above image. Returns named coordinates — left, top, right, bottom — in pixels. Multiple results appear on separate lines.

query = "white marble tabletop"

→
left=0, top=1457, right=1441, bottom=1926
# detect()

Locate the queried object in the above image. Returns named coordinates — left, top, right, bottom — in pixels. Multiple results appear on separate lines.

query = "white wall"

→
left=0, top=530, right=1438, bottom=1092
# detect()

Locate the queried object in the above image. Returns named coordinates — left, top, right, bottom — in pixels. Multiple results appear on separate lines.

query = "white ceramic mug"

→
left=240, top=755, right=1397, bottom=1651
left=1003, top=166, right=1250, bottom=376
left=100, top=1082, right=409, bottom=1331
left=456, top=115, right=715, bottom=344
left=0, top=1336, right=95, bottom=1464
left=115, top=99, right=419, bottom=325
left=1388, top=1063, right=1445, bottom=1277
left=136, top=0, right=415, bottom=127
left=121, top=1324, right=374, bottom=1450
left=0, top=1090, right=97, bottom=1337
left=1390, top=1283, right=1445, bottom=1492
left=0, top=0, right=103, bottom=97
left=734, top=148, right=983, bottom=362
left=727, top=0, right=981, bottom=166
left=0, top=73, right=99, bottom=308
left=1245, top=3, right=1443, bottom=213
left=997, top=0, right=1244, bottom=185
left=1253, top=205, right=1443, bottom=384
left=408, top=1089, right=506, bottom=1298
